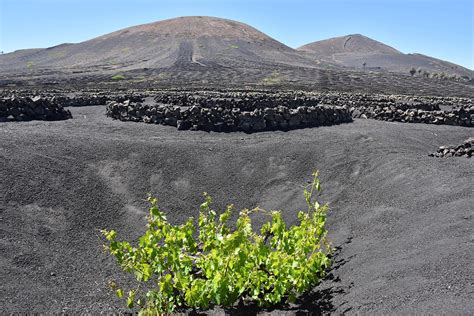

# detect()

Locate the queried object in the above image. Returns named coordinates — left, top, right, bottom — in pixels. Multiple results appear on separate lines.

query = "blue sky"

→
left=1, top=0, right=473, bottom=69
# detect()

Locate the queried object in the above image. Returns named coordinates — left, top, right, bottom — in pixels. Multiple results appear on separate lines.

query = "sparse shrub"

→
left=156, top=72, right=169, bottom=80
left=262, top=71, right=283, bottom=85
left=111, top=74, right=126, bottom=81
left=102, top=171, right=332, bottom=315
left=428, top=72, right=464, bottom=82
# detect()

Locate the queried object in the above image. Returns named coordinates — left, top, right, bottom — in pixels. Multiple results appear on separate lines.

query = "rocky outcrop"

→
left=106, top=100, right=352, bottom=132
left=0, top=96, right=72, bottom=122
left=429, top=138, right=473, bottom=158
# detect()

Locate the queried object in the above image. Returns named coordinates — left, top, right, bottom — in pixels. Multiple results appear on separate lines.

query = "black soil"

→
left=1, top=105, right=472, bottom=314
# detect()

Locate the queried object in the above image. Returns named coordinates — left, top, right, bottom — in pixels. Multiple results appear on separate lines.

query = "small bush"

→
left=262, top=71, right=283, bottom=85
left=102, top=171, right=332, bottom=315
left=111, top=74, right=126, bottom=81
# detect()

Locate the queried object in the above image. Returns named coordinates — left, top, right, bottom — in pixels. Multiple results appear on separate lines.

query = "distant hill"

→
left=299, top=34, right=401, bottom=56
left=298, top=34, right=473, bottom=78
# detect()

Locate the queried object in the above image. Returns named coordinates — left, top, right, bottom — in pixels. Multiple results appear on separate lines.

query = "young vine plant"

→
left=102, top=171, right=332, bottom=315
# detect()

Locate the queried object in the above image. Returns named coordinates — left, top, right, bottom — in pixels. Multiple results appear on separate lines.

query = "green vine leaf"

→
left=102, top=170, right=331, bottom=314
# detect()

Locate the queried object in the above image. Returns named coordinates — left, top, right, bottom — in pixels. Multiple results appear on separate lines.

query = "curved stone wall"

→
left=0, top=96, right=72, bottom=122
left=151, top=91, right=473, bottom=127
left=106, top=100, right=353, bottom=132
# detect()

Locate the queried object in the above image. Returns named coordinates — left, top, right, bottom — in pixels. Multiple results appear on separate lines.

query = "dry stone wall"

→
left=106, top=100, right=352, bottom=133
left=429, top=138, right=473, bottom=158
left=153, top=90, right=473, bottom=111
left=350, top=106, right=473, bottom=126
left=152, top=91, right=473, bottom=127
left=52, top=94, right=144, bottom=107
left=0, top=96, right=72, bottom=122
left=2, top=89, right=473, bottom=128
left=1, top=90, right=145, bottom=107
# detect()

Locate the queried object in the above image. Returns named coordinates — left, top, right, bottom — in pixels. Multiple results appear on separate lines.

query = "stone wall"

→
left=152, top=91, right=473, bottom=127
left=106, top=100, right=353, bottom=133
left=429, top=138, right=473, bottom=158
left=1, top=90, right=145, bottom=107
left=350, top=106, right=473, bottom=126
left=3, top=89, right=472, bottom=128
left=0, top=96, right=72, bottom=122
left=52, top=94, right=144, bottom=107
left=153, top=90, right=473, bottom=111
left=153, top=92, right=321, bottom=110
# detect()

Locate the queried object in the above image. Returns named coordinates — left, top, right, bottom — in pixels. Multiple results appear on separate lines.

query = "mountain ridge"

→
left=298, top=34, right=473, bottom=77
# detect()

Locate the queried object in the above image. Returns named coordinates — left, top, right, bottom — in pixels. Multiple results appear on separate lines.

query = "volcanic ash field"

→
left=1, top=16, right=473, bottom=315
left=0, top=90, right=473, bottom=314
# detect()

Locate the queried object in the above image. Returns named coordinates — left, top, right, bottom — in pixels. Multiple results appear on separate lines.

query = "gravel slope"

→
left=0, top=106, right=473, bottom=314
left=298, top=34, right=474, bottom=78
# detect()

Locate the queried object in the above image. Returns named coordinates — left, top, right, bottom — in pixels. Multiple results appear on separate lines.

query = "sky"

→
left=0, top=0, right=473, bottom=69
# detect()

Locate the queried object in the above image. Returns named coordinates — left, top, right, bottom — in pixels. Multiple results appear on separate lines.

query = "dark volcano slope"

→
left=3, top=64, right=473, bottom=98
left=0, top=16, right=316, bottom=74
left=0, top=106, right=472, bottom=314
left=299, top=34, right=474, bottom=78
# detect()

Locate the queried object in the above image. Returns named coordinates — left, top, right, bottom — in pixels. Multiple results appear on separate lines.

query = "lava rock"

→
left=429, top=138, right=473, bottom=158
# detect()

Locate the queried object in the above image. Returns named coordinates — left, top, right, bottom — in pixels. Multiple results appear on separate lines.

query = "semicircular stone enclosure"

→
left=105, top=90, right=474, bottom=132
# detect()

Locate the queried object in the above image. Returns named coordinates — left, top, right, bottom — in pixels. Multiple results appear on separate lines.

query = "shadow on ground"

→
left=184, top=237, right=354, bottom=316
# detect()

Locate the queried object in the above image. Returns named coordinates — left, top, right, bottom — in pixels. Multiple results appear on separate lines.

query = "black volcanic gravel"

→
left=0, top=105, right=472, bottom=314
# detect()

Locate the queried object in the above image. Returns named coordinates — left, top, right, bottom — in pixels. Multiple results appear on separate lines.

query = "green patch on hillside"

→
left=111, top=74, right=126, bottom=81
left=261, top=71, right=284, bottom=85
